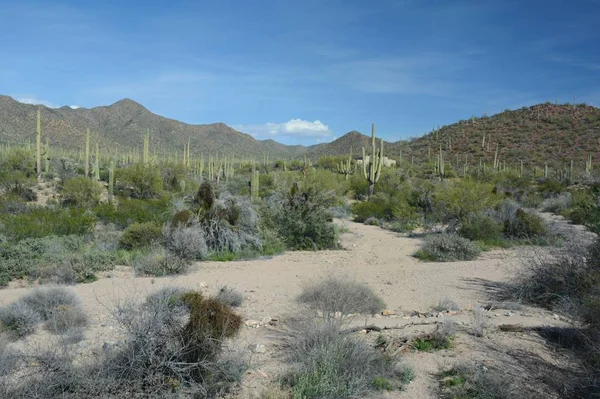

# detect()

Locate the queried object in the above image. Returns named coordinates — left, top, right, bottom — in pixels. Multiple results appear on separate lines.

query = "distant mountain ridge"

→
left=0, top=94, right=599, bottom=167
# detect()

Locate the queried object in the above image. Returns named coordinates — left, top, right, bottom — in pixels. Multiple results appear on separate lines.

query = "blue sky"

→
left=1, top=0, right=599, bottom=145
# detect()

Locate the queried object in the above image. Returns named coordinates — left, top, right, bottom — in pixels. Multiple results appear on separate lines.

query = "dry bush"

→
left=132, top=247, right=190, bottom=276
left=0, top=301, right=42, bottom=338
left=432, top=297, right=460, bottom=312
left=0, top=286, right=84, bottom=339
left=415, top=233, right=481, bottom=262
left=470, top=307, right=488, bottom=337
left=44, top=304, right=88, bottom=335
left=162, top=223, right=208, bottom=260
left=214, top=286, right=244, bottom=308
left=280, top=315, right=394, bottom=399
left=296, top=276, right=385, bottom=322
left=439, top=362, right=515, bottom=399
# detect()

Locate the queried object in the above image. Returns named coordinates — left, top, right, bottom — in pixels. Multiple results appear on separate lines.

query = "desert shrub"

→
left=415, top=233, right=481, bottom=262
left=213, top=286, right=244, bottom=307
left=457, top=213, right=504, bottom=243
left=60, top=176, right=103, bottom=207
left=542, top=192, right=572, bottom=213
left=508, top=240, right=600, bottom=322
left=161, top=163, right=188, bottom=192
left=432, top=297, right=460, bottom=312
left=179, top=292, right=243, bottom=364
left=118, top=221, right=162, bottom=250
left=565, top=188, right=600, bottom=234
left=296, top=276, right=385, bottom=321
left=503, top=209, right=548, bottom=239
left=281, top=316, right=398, bottom=399
left=0, top=148, right=36, bottom=200
left=0, top=207, right=96, bottom=241
left=470, top=307, right=488, bottom=337
left=262, top=183, right=337, bottom=251
left=0, top=301, right=42, bottom=338
left=433, top=179, right=500, bottom=227
left=53, top=157, right=79, bottom=182
left=352, top=189, right=418, bottom=225
left=20, top=286, right=81, bottom=320
left=145, top=286, right=186, bottom=310
left=115, top=163, right=163, bottom=199
left=0, top=235, right=116, bottom=286
left=44, top=304, right=88, bottom=335
left=0, top=286, right=84, bottom=339
left=413, top=319, right=457, bottom=351
left=132, top=247, right=190, bottom=276
left=162, top=223, right=208, bottom=260
left=439, top=363, right=515, bottom=399
left=194, top=189, right=263, bottom=255
left=94, top=197, right=171, bottom=228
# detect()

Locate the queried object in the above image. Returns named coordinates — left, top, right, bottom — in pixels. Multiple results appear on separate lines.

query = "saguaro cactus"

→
left=250, top=163, right=259, bottom=202
left=85, top=129, right=90, bottom=178
left=36, top=107, right=42, bottom=177
left=337, top=151, right=352, bottom=180
left=108, top=160, right=115, bottom=203
left=362, top=123, right=383, bottom=197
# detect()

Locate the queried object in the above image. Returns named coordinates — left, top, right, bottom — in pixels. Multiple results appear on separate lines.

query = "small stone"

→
left=261, top=316, right=272, bottom=325
left=199, top=281, right=208, bottom=288
left=102, top=341, right=116, bottom=352
left=244, top=320, right=260, bottom=328
left=552, top=313, right=560, bottom=320
left=359, top=329, right=368, bottom=334
left=249, top=344, right=267, bottom=353
left=382, top=309, right=396, bottom=316
left=436, top=312, right=445, bottom=318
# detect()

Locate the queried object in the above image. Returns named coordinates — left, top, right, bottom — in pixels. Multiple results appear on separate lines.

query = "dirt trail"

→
left=0, top=219, right=578, bottom=398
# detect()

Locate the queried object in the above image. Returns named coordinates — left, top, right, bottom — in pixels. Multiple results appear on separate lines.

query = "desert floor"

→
left=0, top=214, right=590, bottom=398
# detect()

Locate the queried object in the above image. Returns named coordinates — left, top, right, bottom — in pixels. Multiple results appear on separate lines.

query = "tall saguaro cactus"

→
left=108, top=160, right=115, bottom=203
left=85, top=129, right=90, bottom=178
left=36, top=107, right=42, bottom=177
left=362, top=123, right=383, bottom=197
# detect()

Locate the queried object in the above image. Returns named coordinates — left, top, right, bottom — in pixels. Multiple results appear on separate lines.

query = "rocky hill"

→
left=1, top=95, right=599, bottom=167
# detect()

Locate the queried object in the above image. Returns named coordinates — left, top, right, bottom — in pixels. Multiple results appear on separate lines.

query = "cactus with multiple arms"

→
left=362, top=123, right=383, bottom=197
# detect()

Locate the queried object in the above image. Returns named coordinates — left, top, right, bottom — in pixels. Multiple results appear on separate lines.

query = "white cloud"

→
left=234, top=119, right=333, bottom=139
left=69, top=105, right=81, bottom=109
left=16, top=97, right=59, bottom=108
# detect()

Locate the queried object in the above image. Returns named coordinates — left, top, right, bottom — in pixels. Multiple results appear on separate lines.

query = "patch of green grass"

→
left=412, top=336, right=452, bottom=352
left=371, top=376, right=394, bottom=391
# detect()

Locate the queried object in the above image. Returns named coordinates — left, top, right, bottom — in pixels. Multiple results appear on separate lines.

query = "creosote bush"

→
left=118, top=221, right=162, bottom=250
left=60, top=176, right=103, bottom=208
left=132, top=247, right=190, bottom=276
left=415, top=233, right=481, bottom=262
left=297, top=276, right=385, bottom=321
left=115, top=163, right=163, bottom=199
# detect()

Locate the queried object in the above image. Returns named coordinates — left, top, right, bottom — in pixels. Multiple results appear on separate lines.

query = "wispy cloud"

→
left=234, top=119, right=333, bottom=139
left=16, top=97, right=59, bottom=108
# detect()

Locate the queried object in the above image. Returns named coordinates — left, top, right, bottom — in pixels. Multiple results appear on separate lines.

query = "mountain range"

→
left=1, top=94, right=599, bottom=168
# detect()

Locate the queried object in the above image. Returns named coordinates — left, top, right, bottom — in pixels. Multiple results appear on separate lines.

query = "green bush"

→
left=94, top=197, right=171, bottom=228
left=433, top=179, right=500, bottom=225
left=118, top=222, right=163, bottom=250
left=263, top=183, right=338, bottom=250
left=458, top=214, right=504, bottom=242
left=61, top=176, right=103, bottom=207
left=115, top=163, right=163, bottom=199
left=415, top=233, right=481, bottom=262
left=0, top=148, right=36, bottom=200
left=0, top=207, right=96, bottom=241
left=504, top=209, right=548, bottom=239
left=0, top=235, right=117, bottom=286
